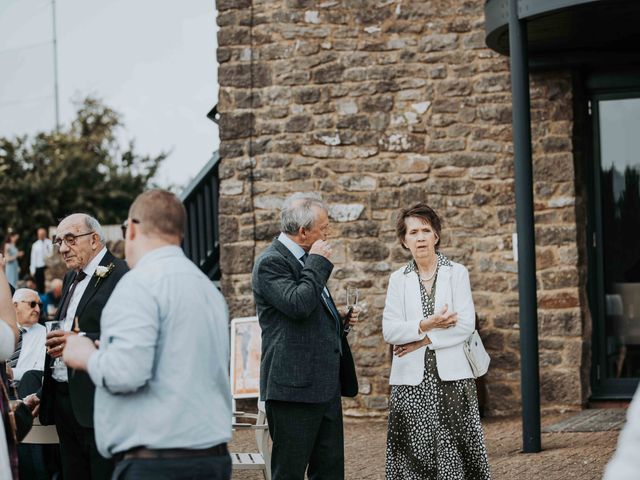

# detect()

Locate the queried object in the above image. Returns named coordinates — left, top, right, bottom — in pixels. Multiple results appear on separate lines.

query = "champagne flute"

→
left=45, top=321, right=64, bottom=368
left=346, top=287, right=359, bottom=314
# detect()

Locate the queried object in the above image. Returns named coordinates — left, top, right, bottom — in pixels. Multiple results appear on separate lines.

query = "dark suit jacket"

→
left=40, top=250, right=128, bottom=428
left=252, top=239, right=357, bottom=404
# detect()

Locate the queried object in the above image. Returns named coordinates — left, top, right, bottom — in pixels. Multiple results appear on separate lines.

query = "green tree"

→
left=0, top=97, right=167, bottom=264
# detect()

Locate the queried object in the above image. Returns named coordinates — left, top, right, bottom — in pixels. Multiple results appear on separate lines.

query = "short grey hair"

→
left=280, top=192, right=327, bottom=235
left=84, top=215, right=106, bottom=244
left=13, top=288, right=39, bottom=303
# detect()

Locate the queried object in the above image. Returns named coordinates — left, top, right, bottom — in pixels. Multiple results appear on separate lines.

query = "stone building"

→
left=215, top=0, right=640, bottom=416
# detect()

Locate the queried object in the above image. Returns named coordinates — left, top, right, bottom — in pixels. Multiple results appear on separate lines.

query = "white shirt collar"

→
left=277, top=232, right=306, bottom=262
left=82, top=247, right=108, bottom=278
left=18, top=322, right=41, bottom=332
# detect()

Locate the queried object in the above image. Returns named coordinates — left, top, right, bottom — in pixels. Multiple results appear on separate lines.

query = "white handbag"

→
left=449, top=272, right=490, bottom=378
left=463, top=329, right=490, bottom=378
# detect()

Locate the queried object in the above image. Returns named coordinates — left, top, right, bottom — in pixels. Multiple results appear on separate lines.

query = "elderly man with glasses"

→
left=39, top=213, right=128, bottom=480
left=7, top=289, right=46, bottom=395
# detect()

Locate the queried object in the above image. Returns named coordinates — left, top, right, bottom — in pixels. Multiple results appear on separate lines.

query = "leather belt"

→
left=120, top=444, right=228, bottom=461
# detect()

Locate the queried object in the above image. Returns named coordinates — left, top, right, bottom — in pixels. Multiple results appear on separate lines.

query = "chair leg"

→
left=256, top=410, right=271, bottom=480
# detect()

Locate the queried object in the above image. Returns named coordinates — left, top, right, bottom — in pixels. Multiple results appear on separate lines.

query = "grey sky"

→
left=0, top=0, right=219, bottom=190
left=600, top=98, right=640, bottom=171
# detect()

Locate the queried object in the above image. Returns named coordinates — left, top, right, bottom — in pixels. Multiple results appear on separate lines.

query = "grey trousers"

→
left=266, top=393, right=344, bottom=480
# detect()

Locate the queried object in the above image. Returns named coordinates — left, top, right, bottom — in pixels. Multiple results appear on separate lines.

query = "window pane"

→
left=600, top=97, right=640, bottom=380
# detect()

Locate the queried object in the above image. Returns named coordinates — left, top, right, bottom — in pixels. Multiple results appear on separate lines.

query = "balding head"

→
left=55, top=213, right=105, bottom=271
left=129, top=189, right=186, bottom=242
left=123, top=189, right=186, bottom=268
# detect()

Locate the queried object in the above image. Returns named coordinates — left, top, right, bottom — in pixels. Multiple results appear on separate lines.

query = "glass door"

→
left=591, top=94, right=640, bottom=398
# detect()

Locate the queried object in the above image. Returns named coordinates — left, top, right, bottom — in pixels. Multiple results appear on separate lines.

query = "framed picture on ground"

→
left=230, top=316, right=262, bottom=399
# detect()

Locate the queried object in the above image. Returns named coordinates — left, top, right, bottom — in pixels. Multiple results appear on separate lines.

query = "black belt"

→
left=117, top=444, right=228, bottom=461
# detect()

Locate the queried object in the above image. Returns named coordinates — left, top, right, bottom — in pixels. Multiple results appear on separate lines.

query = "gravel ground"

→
left=229, top=411, right=620, bottom=479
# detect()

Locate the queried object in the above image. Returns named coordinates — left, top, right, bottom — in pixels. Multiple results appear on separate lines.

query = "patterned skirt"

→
left=386, top=349, right=491, bottom=479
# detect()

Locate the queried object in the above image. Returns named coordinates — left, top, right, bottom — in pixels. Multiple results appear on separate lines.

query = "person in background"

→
left=252, top=192, right=359, bottom=480
left=39, top=214, right=128, bottom=480
left=25, top=277, right=37, bottom=292
left=7, top=288, right=46, bottom=397
left=42, top=278, right=64, bottom=320
left=29, top=228, right=52, bottom=294
left=383, top=203, right=490, bottom=479
left=3, top=233, right=23, bottom=288
left=64, top=189, right=232, bottom=480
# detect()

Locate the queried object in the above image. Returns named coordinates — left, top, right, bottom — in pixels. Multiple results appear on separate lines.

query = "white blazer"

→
left=382, top=260, right=476, bottom=384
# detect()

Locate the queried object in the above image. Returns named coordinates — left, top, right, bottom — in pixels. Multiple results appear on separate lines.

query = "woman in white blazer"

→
left=383, top=203, right=490, bottom=479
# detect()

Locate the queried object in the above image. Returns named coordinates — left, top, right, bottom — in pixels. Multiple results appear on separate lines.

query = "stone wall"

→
left=216, top=0, right=589, bottom=416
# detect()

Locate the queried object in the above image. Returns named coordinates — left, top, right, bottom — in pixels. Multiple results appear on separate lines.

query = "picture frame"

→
left=230, top=316, right=262, bottom=399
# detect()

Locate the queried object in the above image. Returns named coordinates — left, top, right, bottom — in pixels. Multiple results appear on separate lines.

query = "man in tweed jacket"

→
left=252, top=192, right=359, bottom=480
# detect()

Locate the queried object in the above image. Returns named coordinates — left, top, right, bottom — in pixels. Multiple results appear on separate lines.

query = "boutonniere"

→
left=94, top=263, right=115, bottom=287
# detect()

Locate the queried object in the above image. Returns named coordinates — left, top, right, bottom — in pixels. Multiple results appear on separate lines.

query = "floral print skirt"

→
left=386, top=349, right=491, bottom=479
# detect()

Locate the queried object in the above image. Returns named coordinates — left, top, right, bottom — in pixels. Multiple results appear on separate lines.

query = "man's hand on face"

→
left=46, top=330, right=76, bottom=358
left=62, top=335, right=97, bottom=371
left=309, top=240, right=332, bottom=260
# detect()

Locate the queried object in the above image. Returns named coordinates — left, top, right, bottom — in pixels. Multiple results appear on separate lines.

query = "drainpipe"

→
left=508, top=0, right=542, bottom=453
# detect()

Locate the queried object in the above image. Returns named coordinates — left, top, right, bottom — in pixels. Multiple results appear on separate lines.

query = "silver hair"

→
left=84, top=215, right=106, bottom=244
left=280, top=192, right=327, bottom=235
left=12, top=288, right=39, bottom=303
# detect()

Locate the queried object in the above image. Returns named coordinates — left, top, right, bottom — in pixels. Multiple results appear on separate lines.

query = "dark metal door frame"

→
left=588, top=83, right=640, bottom=399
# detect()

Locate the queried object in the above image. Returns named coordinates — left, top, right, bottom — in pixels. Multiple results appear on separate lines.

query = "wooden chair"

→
left=231, top=400, right=271, bottom=480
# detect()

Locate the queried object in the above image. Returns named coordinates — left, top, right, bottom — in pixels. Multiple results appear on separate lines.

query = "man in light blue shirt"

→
left=64, top=189, right=232, bottom=480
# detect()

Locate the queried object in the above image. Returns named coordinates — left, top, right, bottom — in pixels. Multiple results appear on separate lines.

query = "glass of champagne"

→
left=45, top=321, right=64, bottom=368
left=346, top=287, right=359, bottom=314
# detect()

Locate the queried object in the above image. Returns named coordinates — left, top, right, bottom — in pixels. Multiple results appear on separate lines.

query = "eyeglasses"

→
left=21, top=300, right=42, bottom=309
left=53, top=231, right=95, bottom=248
left=121, top=218, right=140, bottom=239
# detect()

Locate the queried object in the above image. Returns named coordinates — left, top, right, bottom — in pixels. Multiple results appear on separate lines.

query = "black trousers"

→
left=17, top=369, right=43, bottom=398
left=266, top=393, right=344, bottom=480
left=35, top=267, right=46, bottom=294
left=111, top=455, right=232, bottom=480
left=53, top=381, right=114, bottom=480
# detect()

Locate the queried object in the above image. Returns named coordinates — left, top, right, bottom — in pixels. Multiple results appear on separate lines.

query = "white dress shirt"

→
left=13, top=322, right=46, bottom=381
left=52, top=247, right=107, bottom=382
left=29, top=238, right=52, bottom=274
left=87, top=245, right=232, bottom=458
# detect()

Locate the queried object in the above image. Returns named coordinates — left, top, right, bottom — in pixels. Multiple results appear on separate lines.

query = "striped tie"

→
left=57, top=270, right=88, bottom=322
left=9, top=327, right=26, bottom=368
